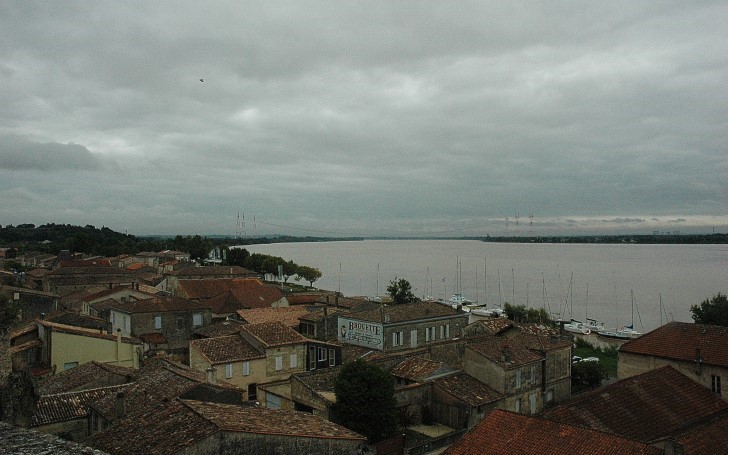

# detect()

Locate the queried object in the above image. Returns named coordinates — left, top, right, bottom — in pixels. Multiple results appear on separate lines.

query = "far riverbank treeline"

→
left=0, top=224, right=725, bottom=260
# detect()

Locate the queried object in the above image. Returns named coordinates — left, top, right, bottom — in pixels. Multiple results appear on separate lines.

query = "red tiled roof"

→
left=241, top=321, right=308, bottom=348
left=390, top=357, right=456, bottom=383
left=675, top=413, right=727, bottom=455
left=178, top=278, right=285, bottom=311
left=32, top=384, right=129, bottom=426
left=467, top=336, right=544, bottom=368
left=184, top=399, right=366, bottom=440
left=138, top=333, right=168, bottom=345
left=111, top=295, right=211, bottom=314
left=542, top=366, right=727, bottom=443
left=189, top=335, right=264, bottom=364
left=37, top=361, right=137, bottom=395
left=349, top=301, right=466, bottom=324
left=36, top=320, right=142, bottom=345
left=168, top=266, right=255, bottom=277
left=237, top=306, right=312, bottom=328
left=194, top=320, right=247, bottom=338
left=433, top=371, right=504, bottom=407
left=87, top=398, right=365, bottom=454
left=619, top=322, right=727, bottom=367
left=444, top=409, right=663, bottom=455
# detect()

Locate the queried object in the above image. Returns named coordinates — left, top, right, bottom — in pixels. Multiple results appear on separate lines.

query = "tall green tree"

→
left=296, top=265, right=322, bottom=287
left=387, top=278, right=418, bottom=305
left=333, top=360, right=399, bottom=443
left=690, top=293, right=727, bottom=326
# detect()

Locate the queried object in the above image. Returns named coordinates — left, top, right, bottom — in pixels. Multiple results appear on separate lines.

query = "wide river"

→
left=242, top=240, right=727, bottom=333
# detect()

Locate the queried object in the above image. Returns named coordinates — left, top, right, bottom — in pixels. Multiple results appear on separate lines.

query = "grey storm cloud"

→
left=0, top=136, right=105, bottom=171
left=0, top=1, right=726, bottom=235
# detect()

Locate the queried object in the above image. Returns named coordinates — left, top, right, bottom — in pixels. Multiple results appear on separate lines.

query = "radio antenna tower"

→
left=236, top=210, right=246, bottom=238
left=529, top=212, right=534, bottom=236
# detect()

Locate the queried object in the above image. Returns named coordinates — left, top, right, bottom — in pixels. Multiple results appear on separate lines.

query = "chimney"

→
left=500, top=345, right=511, bottom=363
left=115, top=392, right=126, bottom=418
left=206, top=367, right=217, bottom=385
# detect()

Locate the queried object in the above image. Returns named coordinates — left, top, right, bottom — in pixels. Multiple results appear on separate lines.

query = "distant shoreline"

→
left=222, top=233, right=727, bottom=246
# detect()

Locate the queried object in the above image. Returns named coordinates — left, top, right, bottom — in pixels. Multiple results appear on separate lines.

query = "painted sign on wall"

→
left=338, top=317, right=383, bottom=350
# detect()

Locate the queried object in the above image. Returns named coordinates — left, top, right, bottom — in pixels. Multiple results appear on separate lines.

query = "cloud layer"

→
left=0, top=1, right=726, bottom=235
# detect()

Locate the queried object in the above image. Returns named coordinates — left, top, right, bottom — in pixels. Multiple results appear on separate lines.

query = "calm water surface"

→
left=243, top=240, right=727, bottom=333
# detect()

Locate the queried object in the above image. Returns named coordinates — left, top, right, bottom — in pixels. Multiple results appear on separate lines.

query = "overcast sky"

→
left=0, top=1, right=726, bottom=237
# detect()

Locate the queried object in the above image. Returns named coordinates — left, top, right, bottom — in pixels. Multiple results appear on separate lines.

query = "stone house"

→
left=463, top=335, right=545, bottom=415
left=0, top=285, right=60, bottom=322
left=431, top=371, right=504, bottom=429
left=618, top=322, right=727, bottom=401
left=176, top=278, right=289, bottom=320
left=337, top=301, right=469, bottom=353
left=109, top=295, right=212, bottom=354
left=42, top=265, right=141, bottom=295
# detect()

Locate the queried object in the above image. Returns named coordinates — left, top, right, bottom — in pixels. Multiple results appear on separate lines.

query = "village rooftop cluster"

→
left=0, top=247, right=726, bottom=454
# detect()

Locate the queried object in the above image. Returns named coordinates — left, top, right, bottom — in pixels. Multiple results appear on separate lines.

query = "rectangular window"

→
left=225, top=363, right=233, bottom=379
left=439, top=325, right=445, bottom=339
left=317, top=346, right=327, bottom=363
left=275, top=356, right=283, bottom=371
left=290, top=353, right=298, bottom=369
left=193, top=313, right=202, bottom=327
left=712, top=375, right=722, bottom=394
left=392, top=331, right=403, bottom=346
left=515, top=370, right=522, bottom=389
left=154, top=315, right=161, bottom=329
left=177, top=317, right=183, bottom=329
left=445, top=324, right=450, bottom=339
left=242, top=361, right=250, bottom=376
left=328, top=348, right=336, bottom=367
left=515, top=398, right=521, bottom=413
left=309, top=346, right=316, bottom=370
left=248, top=383, right=257, bottom=401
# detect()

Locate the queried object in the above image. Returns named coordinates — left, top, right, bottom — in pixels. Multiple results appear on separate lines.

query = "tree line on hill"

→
left=0, top=224, right=322, bottom=286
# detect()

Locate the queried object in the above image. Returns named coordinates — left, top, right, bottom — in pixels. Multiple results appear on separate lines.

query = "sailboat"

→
left=598, top=290, right=643, bottom=339
left=583, top=283, right=606, bottom=332
left=562, top=275, right=591, bottom=334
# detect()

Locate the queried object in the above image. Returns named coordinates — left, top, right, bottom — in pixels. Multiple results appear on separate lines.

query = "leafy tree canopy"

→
left=333, top=359, right=399, bottom=443
left=690, top=293, right=727, bottom=326
left=387, top=278, right=419, bottom=305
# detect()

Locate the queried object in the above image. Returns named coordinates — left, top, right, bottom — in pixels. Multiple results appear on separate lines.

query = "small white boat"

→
left=471, top=306, right=507, bottom=318
left=448, top=293, right=473, bottom=305
left=585, top=318, right=605, bottom=332
left=563, top=319, right=591, bottom=335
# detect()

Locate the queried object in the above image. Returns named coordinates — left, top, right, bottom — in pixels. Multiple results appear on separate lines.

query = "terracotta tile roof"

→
left=185, top=399, right=366, bottom=440
left=87, top=398, right=218, bottom=455
left=189, top=335, right=265, bottom=364
left=468, top=318, right=514, bottom=335
left=0, top=421, right=110, bottom=455
left=433, top=371, right=504, bottom=407
left=241, top=321, right=308, bottom=348
left=178, top=278, right=285, bottom=311
left=391, top=357, right=457, bottom=382
left=59, top=259, right=113, bottom=268
left=237, top=306, right=312, bottom=328
left=348, top=301, right=466, bottom=324
left=138, top=332, right=168, bottom=345
left=32, top=384, right=129, bottom=426
left=467, top=336, right=544, bottom=368
left=619, top=322, right=727, bottom=367
left=37, top=361, right=137, bottom=395
left=111, top=295, right=211, bottom=314
left=89, top=358, right=242, bottom=422
left=194, top=319, right=247, bottom=338
left=542, top=366, right=727, bottom=443
left=299, top=306, right=345, bottom=322
left=168, top=266, right=255, bottom=277
left=674, top=413, right=727, bottom=455
left=87, top=398, right=365, bottom=455
left=36, top=320, right=143, bottom=345
left=444, top=409, right=663, bottom=455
